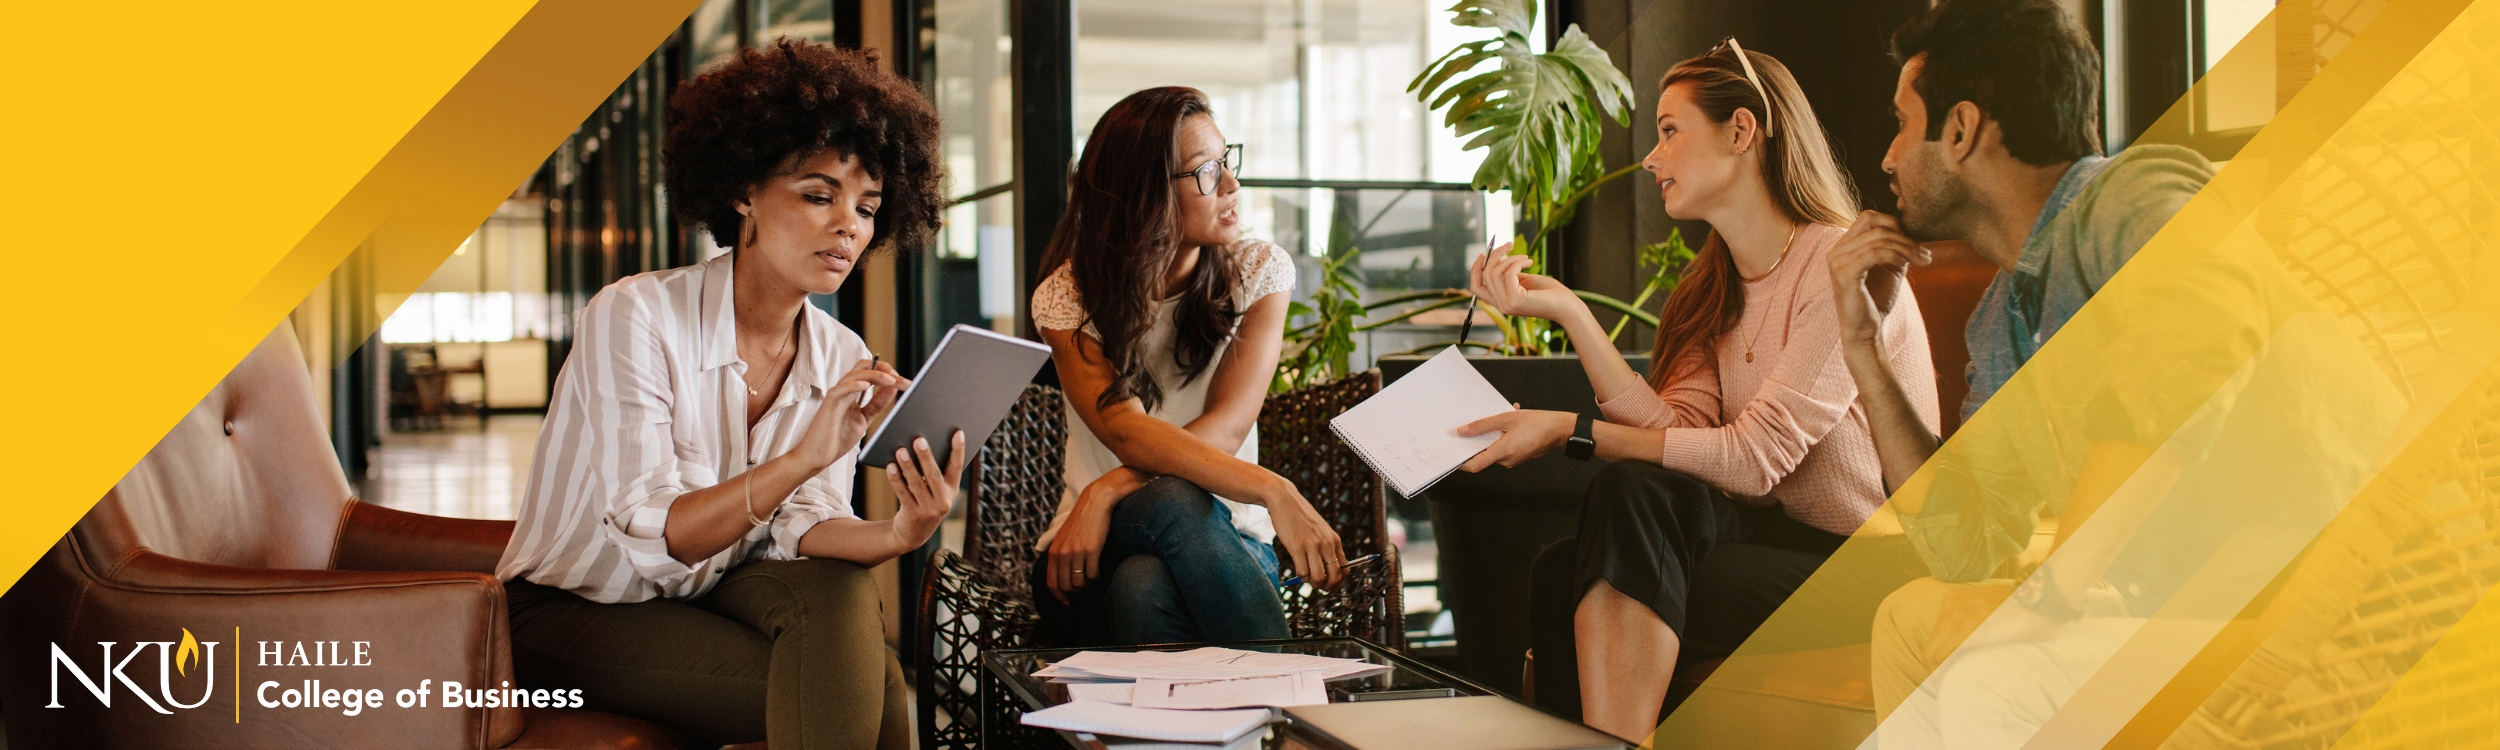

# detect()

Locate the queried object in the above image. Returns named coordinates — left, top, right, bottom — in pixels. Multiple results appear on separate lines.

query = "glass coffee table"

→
left=981, top=637, right=1496, bottom=750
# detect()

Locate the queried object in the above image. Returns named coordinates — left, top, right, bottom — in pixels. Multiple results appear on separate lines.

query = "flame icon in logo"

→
left=175, top=628, right=201, bottom=677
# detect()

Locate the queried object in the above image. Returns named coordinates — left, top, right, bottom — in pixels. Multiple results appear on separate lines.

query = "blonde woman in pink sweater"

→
left=1457, top=41, right=1938, bottom=741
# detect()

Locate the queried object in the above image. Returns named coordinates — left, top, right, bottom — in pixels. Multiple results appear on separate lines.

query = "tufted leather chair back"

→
left=82, top=323, right=355, bottom=572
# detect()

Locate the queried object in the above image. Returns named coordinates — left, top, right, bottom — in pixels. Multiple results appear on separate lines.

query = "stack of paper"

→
left=1021, top=701, right=1271, bottom=744
left=1134, top=671, right=1328, bottom=709
left=1101, top=731, right=1268, bottom=750
left=1034, top=647, right=1390, bottom=684
left=1110, top=730, right=1280, bottom=750
left=1021, top=648, right=1395, bottom=746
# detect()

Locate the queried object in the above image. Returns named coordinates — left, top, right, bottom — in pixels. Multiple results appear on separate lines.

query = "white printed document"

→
left=1034, top=647, right=1390, bottom=683
left=1330, top=346, right=1515, bottom=496
left=1065, top=682, right=1137, bottom=704
left=1019, top=700, right=1271, bottom=743
left=1131, top=670, right=1329, bottom=709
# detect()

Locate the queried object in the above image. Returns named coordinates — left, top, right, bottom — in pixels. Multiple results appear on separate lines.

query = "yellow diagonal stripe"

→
left=0, top=1, right=699, bottom=592
left=2149, top=351, right=2500, bottom=748
left=2321, top=552, right=2500, bottom=749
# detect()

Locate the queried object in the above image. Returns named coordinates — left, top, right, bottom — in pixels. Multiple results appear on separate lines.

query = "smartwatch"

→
left=1565, top=414, right=1596, bottom=461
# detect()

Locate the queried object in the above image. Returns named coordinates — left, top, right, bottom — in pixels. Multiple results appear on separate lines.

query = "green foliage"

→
left=1604, top=227, right=1699, bottom=340
left=1273, top=246, right=1474, bottom=391
left=1273, top=245, right=1364, bottom=392
left=1409, top=0, right=1645, bottom=355
left=1409, top=0, right=1634, bottom=210
left=1270, top=5, right=1679, bottom=387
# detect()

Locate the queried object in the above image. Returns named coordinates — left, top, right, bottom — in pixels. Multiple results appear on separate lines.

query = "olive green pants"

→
left=506, top=559, right=910, bottom=750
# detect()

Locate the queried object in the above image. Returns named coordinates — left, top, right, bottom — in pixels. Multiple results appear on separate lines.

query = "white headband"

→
left=1722, top=37, right=1774, bottom=140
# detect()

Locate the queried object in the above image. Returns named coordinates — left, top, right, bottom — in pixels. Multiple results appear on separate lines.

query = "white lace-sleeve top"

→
left=1029, top=239, right=1297, bottom=549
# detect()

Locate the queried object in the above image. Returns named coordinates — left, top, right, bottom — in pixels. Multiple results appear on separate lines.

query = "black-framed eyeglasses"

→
left=1170, top=143, right=1243, bottom=196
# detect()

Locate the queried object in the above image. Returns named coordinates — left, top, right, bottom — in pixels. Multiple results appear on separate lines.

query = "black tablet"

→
left=860, top=324, right=1052, bottom=470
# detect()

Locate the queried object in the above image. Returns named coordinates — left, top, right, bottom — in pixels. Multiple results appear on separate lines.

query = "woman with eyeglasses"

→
left=1026, top=86, right=1348, bottom=646
left=1454, top=42, right=1937, bottom=739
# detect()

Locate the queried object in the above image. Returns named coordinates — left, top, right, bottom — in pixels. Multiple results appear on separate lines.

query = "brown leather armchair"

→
left=1, top=323, right=697, bottom=749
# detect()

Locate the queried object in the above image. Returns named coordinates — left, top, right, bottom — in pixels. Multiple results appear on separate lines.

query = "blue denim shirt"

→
left=1911, top=144, right=2217, bottom=582
left=1958, top=155, right=2111, bottom=424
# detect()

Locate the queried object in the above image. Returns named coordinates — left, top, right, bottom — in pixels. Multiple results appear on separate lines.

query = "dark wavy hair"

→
left=1041, top=87, right=1240, bottom=413
left=1891, top=0, right=2102, bottom=166
left=663, top=39, right=945, bottom=254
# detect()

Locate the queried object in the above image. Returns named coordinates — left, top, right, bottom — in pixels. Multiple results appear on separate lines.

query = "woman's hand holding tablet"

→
left=885, top=432, right=966, bottom=551
left=860, top=325, right=1053, bottom=469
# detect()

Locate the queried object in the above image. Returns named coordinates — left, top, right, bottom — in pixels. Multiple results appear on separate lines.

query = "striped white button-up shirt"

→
left=496, top=251, right=867, bottom=604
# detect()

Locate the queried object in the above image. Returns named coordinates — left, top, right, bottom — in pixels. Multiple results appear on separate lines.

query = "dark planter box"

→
left=1378, top=352, right=1647, bottom=696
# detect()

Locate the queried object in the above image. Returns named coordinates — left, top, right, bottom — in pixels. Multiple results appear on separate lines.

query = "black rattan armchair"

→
left=914, top=373, right=1403, bottom=750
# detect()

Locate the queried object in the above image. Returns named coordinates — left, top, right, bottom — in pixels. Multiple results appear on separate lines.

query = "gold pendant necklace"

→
left=1741, top=224, right=1804, bottom=363
left=745, top=324, right=797, bottom=397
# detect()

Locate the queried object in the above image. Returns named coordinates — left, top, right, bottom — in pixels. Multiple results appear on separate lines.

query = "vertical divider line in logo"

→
left=233, top=626, right=240, bottom=723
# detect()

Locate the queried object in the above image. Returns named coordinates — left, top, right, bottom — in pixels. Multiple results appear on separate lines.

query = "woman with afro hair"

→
left=496, top=40, right=948, bottom=749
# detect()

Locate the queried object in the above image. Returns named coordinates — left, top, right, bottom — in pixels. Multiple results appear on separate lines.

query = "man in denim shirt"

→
left=1821, top=0, right=2213, bottom=741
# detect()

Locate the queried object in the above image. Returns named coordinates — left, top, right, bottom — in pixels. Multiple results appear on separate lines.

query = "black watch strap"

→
left=1565, top=414, right=1596, bottom=461
left=2012, top=571, right=2087, bottom=622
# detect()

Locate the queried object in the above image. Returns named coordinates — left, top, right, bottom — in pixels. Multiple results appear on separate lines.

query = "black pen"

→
left=1280, top=553, right=1382, bottom=588
left=1460, top=237, right=1494, bottom=347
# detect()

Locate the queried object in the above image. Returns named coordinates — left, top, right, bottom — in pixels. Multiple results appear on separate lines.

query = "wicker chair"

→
left=1261, top=371, right=1404, bottom=647
left=915, top=385, right=1065, bottom=750
left=2156, top=374, right=2500, bottom=749
left=915, top=373, right=1403, bottom=750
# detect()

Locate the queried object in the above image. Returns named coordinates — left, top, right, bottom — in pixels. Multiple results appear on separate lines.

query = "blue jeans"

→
left=1031, top=476, right=1288, bottom=646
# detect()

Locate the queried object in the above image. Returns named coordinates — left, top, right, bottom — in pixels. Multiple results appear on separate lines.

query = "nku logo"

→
left=47, top=628, right=221, bottom=714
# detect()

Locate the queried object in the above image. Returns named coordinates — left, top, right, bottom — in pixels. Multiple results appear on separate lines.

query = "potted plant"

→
left=1411, top=0, right=1640, bottom=353
left=1278, top=228, right=1692, bottom=693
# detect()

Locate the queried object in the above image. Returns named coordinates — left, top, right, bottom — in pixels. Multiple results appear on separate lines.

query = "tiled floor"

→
left=360, top=414, right=542, bottom=521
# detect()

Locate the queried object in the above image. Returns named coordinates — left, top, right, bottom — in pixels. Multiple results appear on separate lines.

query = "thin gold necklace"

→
left=1739, top=223, right=1803, bottom=363
left=745, top=322, right=797, bottom=397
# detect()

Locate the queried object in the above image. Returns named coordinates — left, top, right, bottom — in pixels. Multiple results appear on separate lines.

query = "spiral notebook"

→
left=1330, top=346, right=1516, bottom=497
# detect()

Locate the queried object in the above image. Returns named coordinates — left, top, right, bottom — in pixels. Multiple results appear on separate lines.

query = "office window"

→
left=691, top=0, right=745, bottom=70
left=1070, top=0, right=1525, bottom=184
left=765, top=0, right=838, bottom=43
left=937, top=191, right=1018, bottom=331
left=2196, top=0, right=2277, bottom=134
left=380, top=204, right=551, bottom=344
left=933, top=0, right=1018, bottom=334
left=938, top=0, right=1014, bottom=192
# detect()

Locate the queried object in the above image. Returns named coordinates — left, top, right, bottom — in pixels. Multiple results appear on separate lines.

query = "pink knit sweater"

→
left=1598, top=224, right=1939, bottom=535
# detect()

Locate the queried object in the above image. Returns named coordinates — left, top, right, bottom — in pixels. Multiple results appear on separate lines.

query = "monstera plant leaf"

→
left=1408, top=0, right=1634, bottom=207
left=1383, top=0, right=1664, bottom=357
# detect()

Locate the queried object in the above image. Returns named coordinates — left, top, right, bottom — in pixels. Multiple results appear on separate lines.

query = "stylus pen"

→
left=1280, top=553, right=1381, bottom=588
left=859, top=354, right=880, bottom=408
